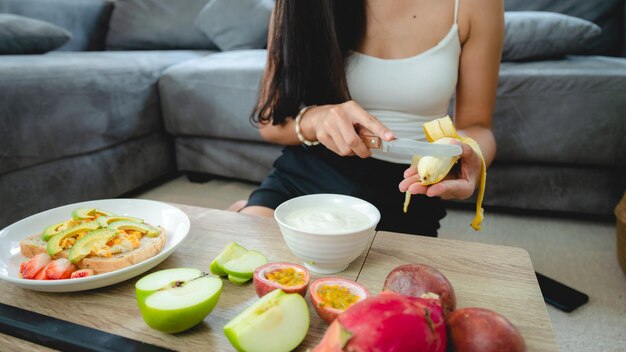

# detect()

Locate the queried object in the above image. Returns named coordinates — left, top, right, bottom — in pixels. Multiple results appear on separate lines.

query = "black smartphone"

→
left=535, top=272, right=589, bottom=312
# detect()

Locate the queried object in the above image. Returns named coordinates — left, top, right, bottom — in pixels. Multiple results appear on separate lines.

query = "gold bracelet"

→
left=295, top=105, right=319, bottom=146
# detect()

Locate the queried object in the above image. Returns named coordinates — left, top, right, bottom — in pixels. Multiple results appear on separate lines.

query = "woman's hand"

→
left=300, top=101, right=395, bottom=158
left=398, top=142, right=483, bottom=200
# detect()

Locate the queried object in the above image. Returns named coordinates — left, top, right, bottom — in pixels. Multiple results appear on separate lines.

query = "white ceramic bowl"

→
left=0, top=199, right=190, bottom=292
left=274, top=194, right=380, bottom=274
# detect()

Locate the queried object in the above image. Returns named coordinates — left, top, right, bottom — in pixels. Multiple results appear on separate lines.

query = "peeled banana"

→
left=404, top=115, right=487, bottom=231
left=417, top=137, right=461, bottom=185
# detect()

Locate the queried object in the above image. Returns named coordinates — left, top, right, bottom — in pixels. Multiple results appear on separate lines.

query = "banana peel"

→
left=404, top=115, right=487, bottom=231
left=460, top=136, right=486, bottom=231
left=403, top=155, right=420, bottom=213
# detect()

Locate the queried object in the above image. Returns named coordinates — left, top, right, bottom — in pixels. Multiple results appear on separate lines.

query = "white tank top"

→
left=346, top=0, right=461, bottom=164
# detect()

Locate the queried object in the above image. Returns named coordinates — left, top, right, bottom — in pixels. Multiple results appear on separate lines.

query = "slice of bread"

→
left=20, top=227, right=167, bottom=274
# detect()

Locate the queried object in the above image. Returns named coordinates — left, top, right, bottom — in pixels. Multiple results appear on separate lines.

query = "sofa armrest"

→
left=0, top=0, right=114, bottom=51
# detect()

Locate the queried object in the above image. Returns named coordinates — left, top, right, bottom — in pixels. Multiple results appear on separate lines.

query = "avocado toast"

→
left=19, top=208, right=167, bottom=275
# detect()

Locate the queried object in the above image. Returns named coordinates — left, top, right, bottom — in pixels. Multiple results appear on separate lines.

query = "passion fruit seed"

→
left=317, top=285, right=360, bottom=310
left=266, top=268, right=305, bottom=287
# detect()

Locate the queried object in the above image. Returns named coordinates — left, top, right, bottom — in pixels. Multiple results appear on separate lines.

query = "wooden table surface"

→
left=358, top=231, right=558, bottom=352
left=0, top=204, right=558, bottom=352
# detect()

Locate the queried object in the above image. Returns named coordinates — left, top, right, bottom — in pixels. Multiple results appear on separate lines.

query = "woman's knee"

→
left=239, top=205, right=275, bottom=217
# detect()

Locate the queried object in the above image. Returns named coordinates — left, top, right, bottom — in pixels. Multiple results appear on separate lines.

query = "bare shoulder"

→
left=465, top=0, right=504, bottom=25
left=462, top=0, right=503, bottom=14
left=458, top=0, right=504, bottom=43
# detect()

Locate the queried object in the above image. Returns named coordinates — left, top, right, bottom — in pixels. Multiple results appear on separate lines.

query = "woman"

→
left=232, top=0, right=502, bottom=236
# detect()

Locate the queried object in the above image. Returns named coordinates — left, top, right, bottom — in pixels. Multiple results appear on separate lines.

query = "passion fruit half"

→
left=383, top=263, right=456, bottom=317
left=309, top=277, right=370, bottom=324
left=253, top=262, right=310, bottom=298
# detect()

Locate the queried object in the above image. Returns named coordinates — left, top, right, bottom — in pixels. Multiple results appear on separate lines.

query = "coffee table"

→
left=0, top=204, right=558, bottom=351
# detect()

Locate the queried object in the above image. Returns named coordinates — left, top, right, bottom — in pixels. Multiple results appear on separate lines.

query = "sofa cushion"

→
left=195, top=0, right=273, bottom=51
left=502, top=12, right=601, bottom=61
left=0, top=0, right=114, bottom=52
left=448, top=162, right=625, bottom=216
left=160, top=50, right=266, bottom=141
left=107, top=0, right=217, bottom=50
left=175, top=137, right=281, bottom=183
left=162, top=50, right=626, bottom=168
left=505, top=0, right=625, bottom=56
left=0, top=132, right=175, bottom=228
left=490, top=56, right=626, bottom=167
left=479, top=162, right=625, bottom=216
left=0, top=50, right=211, bottom=175
left=0, top=14, right=71, bottom=54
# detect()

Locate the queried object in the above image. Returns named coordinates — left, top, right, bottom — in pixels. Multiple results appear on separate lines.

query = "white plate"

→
left=0, top=199, right=190, bottom=292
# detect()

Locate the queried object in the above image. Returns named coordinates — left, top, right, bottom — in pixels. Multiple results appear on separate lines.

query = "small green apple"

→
left=222, top=250, right=268, bottom=279
left=210, top=242, right=249, bottom=276
left=224, top=289, right=310, bottom=352
left=228, top=274, right=250, bottom=285
left=135, top=268, right=222, bottom=333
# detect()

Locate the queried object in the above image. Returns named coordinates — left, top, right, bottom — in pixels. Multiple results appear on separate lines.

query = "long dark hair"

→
left=253, top=0, right=366, bottom=126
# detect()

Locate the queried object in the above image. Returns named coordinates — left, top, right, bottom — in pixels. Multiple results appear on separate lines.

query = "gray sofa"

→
left=1, top=0, right=625, bottom=228
left=0, top=0, right=215, bottom=227
left=160, top=0, right=626, bottom=217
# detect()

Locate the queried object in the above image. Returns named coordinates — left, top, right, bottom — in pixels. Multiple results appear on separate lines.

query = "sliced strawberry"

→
left=34, top=267, right=49, bottom=280
left=45, top=258, right=77, bottom=280
left=20, top=253, right=52, bottom=279
left=70, top=269, right=94, bottom=279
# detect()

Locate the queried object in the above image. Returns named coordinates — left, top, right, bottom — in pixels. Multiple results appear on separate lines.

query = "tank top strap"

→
left=454, top=0, right=459, bottom=24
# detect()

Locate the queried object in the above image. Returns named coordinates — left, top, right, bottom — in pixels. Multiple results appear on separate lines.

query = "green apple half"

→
left=210, top=242, right=249, bottom=276
left=224, top=289, right=310, bottom=352
left=135, top=268, right=222, bottom=333
left=222, top=250, right=268, bottom=279
left=228, top=274, right=250, bottom=285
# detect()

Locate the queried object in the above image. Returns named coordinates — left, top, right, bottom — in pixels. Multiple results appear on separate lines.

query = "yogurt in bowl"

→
left=275, top=194, right=381, bottom=274
left=282, top=206, right=371, bottom=233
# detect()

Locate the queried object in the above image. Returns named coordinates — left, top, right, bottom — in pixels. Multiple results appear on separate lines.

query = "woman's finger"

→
left=460, top=142, right=476, bottom=160
left=337, top=117, right=371, bottom=158
left=404, top=166, right=418, bottom=178
left=408, top=182, right=428, bottom=195
left=399, top=174, right=421, bottom=192
left=329, top=127, right=356, bottom=157
left=344, top=101, right=394, bottom=141
left=426, top=179, right=474, bottom=200
left=317, top=132, right=343, bottom=156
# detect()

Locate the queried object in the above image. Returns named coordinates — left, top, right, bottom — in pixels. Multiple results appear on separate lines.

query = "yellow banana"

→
left=423, top=116, right=459, bottom=142
left=422, top=120, right=447, bottom=141
left=403, top=115, right=487, bottom=231
left=417, top=137, right=461, bottom=185
left=460, top=136, right=486, bottom=231
left=403, top=155, right=420, bottom=213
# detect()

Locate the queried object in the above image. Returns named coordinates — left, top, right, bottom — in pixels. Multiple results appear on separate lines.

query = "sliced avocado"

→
left=72, top=208, right=95, bottom=220
left=71, top=208, right=111, bottom=220
left=42, top=220, right=70, bottom=241
left=68, top=228, right=118, bottom=263
left=108, top=220, right=159, bottom=237
left=97, top=216, right=143, bottom=228
left=95, top=209, right=112, bottom=216
left=47, top=222, right=102, bottom=256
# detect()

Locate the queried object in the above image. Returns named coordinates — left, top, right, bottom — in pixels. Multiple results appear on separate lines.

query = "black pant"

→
left=247, top=145, right=446, bottom=237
